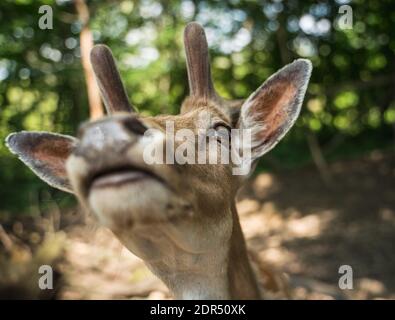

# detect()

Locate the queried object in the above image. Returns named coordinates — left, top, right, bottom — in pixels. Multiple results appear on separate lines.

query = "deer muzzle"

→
left=68, top=115, right=166, bottom=196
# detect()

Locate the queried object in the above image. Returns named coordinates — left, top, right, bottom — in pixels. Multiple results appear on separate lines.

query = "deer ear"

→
left=238, top=59, right=312, bottom=160
left=5, top=131, right=78, bottom=193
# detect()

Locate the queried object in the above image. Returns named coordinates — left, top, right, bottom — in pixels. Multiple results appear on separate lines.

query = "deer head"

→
left=5, top=22, right=311, bottom=299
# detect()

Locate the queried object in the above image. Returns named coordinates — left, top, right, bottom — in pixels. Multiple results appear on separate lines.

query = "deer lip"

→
left=88, top=166, right=163, bottom=190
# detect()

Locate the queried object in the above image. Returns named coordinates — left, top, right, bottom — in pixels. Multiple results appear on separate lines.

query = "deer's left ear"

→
left=238, top=59, right=312, bottom=160
left=5, top=131, right=77, bottom=193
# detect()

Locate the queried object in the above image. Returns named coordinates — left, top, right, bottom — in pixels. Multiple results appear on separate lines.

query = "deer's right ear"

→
left=5, top=131, right=78, bottom=193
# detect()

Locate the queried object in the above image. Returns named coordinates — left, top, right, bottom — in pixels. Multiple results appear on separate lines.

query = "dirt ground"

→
left=1, top=150, right=394, bottom=299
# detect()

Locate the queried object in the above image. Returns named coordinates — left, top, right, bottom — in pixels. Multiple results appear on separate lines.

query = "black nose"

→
left=122, top=117, right=147, bottom=135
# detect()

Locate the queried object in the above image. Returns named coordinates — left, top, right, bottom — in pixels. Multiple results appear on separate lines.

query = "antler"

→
left=90, top=45, right=135, bottom=113
left=183, top=22, right=244, bottom=124
left=184, top=22, right=218, bottom=101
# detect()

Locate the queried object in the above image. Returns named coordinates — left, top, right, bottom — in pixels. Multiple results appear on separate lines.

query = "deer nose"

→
left=75, top=116, right=146, bottom=159
left=121, top=117, right=147, bottom=135
left=82, top=121, right=130, bottom=154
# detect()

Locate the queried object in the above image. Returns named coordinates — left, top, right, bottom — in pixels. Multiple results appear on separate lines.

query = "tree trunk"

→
left=74, top=0, right=103, bottom=120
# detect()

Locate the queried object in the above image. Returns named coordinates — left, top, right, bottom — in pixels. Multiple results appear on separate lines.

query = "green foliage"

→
left=0, top=0, right=394, bottom=213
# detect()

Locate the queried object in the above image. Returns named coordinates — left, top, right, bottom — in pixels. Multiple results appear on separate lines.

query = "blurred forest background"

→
left=0, top=0, right=394, bottom=299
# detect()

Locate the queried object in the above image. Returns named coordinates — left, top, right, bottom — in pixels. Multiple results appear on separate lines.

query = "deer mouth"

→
left=88, top=166, right=165, bottom=191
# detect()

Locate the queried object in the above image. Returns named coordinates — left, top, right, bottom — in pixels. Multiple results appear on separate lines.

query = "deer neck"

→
left=227, top=202, right=261, bottom=299
left=128, top=201, right=261, bottom=300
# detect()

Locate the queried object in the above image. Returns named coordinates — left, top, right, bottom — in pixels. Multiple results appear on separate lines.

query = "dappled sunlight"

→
left=285, top=211, right=335, bottom=239
left=355, top=278, right=387, bottom=299
left=239, top=198, right=335, bottom=240
left=379, top=208, right=395, bottom=224
left=252, top=173, right=277, bottom=198
left=258, top=247, right=297, bottom=267
left=238, top=152, right=395, bottom=299
left=62, top=225, right=168, bottom=299
left=236, top=199, right=261, bottom=216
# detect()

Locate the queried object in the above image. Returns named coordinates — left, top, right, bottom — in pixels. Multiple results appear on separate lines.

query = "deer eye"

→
left=213, top=122, right=231, bottom=135
left=208, top=122, right=231, bottom=144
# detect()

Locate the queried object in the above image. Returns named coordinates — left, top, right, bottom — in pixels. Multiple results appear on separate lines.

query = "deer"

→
left=5, top=22, right=312, bottom=299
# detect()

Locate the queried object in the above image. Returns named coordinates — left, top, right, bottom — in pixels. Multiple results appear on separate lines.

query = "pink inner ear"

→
left=33, top=139, right=73, bottom=179
left=250, top=81, right=297, bottom=142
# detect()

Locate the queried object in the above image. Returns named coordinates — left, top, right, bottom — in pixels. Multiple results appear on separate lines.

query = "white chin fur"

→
left=88, top=180, right=173, bottom=230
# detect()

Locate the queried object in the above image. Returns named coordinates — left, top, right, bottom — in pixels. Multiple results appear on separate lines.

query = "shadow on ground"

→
left=238, top=150, right=395, bottom=299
